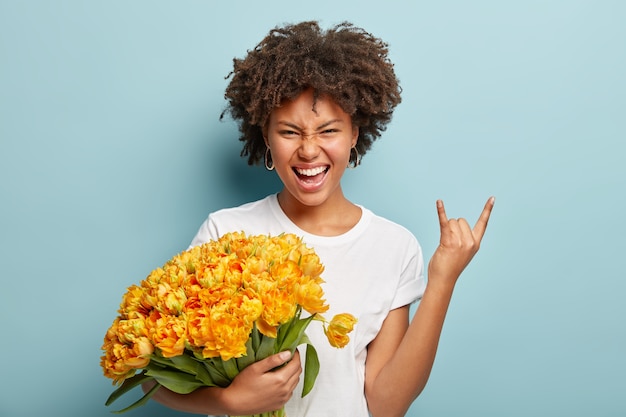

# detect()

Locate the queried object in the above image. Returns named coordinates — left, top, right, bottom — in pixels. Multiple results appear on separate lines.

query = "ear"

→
left=262, top=126, right=269, bottom=147
left=351, top=126, right=359, bottom=148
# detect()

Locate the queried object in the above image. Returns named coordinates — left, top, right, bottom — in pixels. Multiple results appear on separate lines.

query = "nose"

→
left=297, top=133, right=320, bottom=159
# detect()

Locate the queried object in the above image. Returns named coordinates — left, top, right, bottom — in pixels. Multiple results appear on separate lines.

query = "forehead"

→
left=269, top=89, right=351, bottom=125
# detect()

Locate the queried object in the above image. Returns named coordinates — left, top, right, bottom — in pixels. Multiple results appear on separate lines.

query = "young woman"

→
left=145, top=21, right=494, bottom=417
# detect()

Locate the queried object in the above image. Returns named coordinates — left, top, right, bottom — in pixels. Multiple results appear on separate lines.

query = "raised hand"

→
left=427, top=197, right=495, bottom=287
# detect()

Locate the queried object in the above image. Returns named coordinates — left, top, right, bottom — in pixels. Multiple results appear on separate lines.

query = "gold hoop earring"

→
left=264, top=147, right=274, bottom=171
left=347, top=147, right=361, bottom=169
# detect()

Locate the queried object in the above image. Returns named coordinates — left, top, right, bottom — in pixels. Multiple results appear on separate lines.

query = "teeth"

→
left=296, top=167, right=326, bottom=176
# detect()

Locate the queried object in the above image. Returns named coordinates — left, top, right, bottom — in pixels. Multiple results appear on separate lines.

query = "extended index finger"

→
left=472, top=196, right=495, bottom=241
left=436, top=199, right=449, bottom=230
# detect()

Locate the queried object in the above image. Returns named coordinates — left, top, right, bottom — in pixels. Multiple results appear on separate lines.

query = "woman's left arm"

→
left=365, top=197, right=495, bottom=417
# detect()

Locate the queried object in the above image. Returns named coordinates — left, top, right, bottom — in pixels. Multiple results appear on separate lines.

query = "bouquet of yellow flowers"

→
left=100, top=232, right=357, bottom=416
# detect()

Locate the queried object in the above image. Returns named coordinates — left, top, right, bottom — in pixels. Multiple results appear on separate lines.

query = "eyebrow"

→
left=277, top=119, right=344, bottom=131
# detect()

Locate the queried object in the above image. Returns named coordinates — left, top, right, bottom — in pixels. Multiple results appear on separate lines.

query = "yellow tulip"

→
left=294, top=279, right=329, bottom=314
left=324, top=313, right=358, bottom=348
left=299, top=253, right=325, bottom=278
left=148, top=314, right=186, bottom=358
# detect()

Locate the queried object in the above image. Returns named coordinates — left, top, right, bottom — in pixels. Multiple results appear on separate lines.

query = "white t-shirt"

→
left=190, top=194, right=425, bottom=416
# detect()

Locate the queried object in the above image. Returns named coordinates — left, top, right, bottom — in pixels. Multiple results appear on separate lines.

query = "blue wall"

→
left=1, top=1, right=624, bottom=416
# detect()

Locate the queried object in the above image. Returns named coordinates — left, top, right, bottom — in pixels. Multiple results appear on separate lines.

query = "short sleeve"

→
left=188, top=216, right=219, bottom=249
left=390, top=238, right=426, bottom=310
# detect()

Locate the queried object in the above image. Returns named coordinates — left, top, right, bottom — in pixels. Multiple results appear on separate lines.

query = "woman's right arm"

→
left=142, top=350, right=301, bottom=415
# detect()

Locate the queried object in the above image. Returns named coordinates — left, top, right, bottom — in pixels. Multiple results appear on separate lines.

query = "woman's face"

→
left=265, top=88, right=358, bottom=209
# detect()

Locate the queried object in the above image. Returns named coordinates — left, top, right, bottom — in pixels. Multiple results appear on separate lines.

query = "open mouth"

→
left=294, top=166, right=329, bottom=184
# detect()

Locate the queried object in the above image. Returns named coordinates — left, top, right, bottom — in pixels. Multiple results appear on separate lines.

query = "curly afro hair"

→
left=222, top=20, right=402, bottom=166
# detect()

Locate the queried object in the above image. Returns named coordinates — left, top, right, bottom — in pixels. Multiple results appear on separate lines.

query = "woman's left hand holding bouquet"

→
left=142, top=350, right=301, bottom=415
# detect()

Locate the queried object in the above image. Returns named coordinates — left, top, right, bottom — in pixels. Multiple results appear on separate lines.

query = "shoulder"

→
left=206, top=195, right=280, bottom=230
left=360, top=206, right=421, bottom=249
left=189, top=195, right=278, bottom=247
left=210, top=195, right=275, bottom=218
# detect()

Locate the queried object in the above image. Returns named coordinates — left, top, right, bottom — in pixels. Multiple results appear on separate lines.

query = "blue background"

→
left=1, top=1, right=624, bottom=416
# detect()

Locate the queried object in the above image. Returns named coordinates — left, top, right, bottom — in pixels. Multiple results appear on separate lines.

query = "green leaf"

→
left=236, top=337, right=256, bottom=371
left=169, top=354, right=203, bottom=375
left=251, top=325, right=261, bottom=353
left=145, top=368, right=205, bottom=394
left=222, top=357, right=240, bottom=380
left=206, top=358, right=232, bottom=387
left=255, top=332, right=277, bottom=361
left=276, top=307, right=301, bottom=348
left=110, top=382, right=161, bottom=414
left=301, top=342, right=320, bottom=398
left=192, top=359, right=216, bottom=386
left=148, top=354, right=174, bottom=369
left=105, top=372, right=154, bottom=406
left=276, top=313, right=296, bottom=348
left=277, top=315, right=315, bottom=353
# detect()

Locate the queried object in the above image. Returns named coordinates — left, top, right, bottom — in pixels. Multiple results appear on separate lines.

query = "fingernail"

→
left=279, top=351, right=291, bottom=361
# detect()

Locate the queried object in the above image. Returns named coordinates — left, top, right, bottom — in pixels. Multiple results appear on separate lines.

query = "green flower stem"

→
left=105, top=372, right=160, bottom=414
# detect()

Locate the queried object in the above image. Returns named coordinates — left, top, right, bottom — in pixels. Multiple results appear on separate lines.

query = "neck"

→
left=277, top=189, right=361, bottom=237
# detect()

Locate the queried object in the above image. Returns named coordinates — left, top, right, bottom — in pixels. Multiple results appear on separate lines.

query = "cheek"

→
left=329, top=143, right=353, bottom=161
left=270, top=143, right=297, bottom=162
